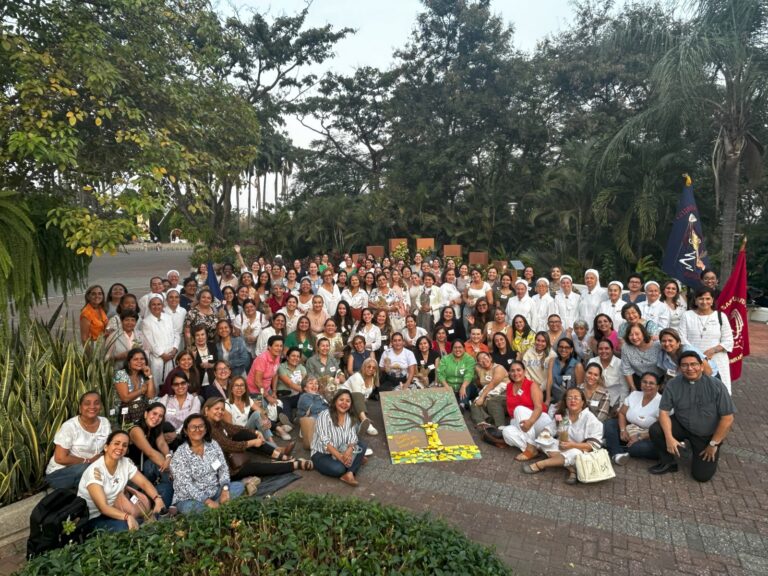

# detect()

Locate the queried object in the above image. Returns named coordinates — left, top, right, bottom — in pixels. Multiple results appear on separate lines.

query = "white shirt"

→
left=352, top=323, right=381, bottom=352
left=340, top=288, right=368, bottom=312
left=578, top=287, right=608, bottom=328
left=639, top=299, right=671, bottom=329
left=46, top=417, right=111, bottom=475
left=78, top=456, right=138, bottom=519
left=505, top=294, right=534, bottom=326
left=587, top=355, right=624, bottom=405
left=341, top=372, right=375, bottom=399
left=440, top=283, right=462, bottom=317
left=598, top=299, right=625, bottom=331
left=164, top=305, right=187, bottom=339
left=142, top=312, right=180, bottom=358
left=379, top=347, right=417, bottom=378
left=553, top=291, right=581, bottom=330
left=530, top=293, right=555, bottom=332
left=677, top=310, right=734, bottom=391
left=225, top=402, right=250, bottom=427
left=317, top=284, right=342, bottom=316
left=402, top=327, right=428, bottom=348
left=623, top=391, right=662, bottom=429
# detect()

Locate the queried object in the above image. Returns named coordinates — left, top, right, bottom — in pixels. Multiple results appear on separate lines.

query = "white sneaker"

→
left=367, top=424, right=379, bottom=436
left=365, top=447, right=373, bottom=456
left=613, top=453, right=630, bottom=466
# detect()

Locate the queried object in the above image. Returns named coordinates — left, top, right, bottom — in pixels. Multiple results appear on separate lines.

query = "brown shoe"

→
left=339, top=472, right=359, bottom=487
left=281, top=441, right=296, bottom=458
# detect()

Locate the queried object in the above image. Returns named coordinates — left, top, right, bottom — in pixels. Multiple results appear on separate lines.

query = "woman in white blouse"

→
left=523, top=387, right=604, bottom=485
left=341, top=274, right=369, bottom=322
left=351, top=308, right=382, bottom=353
left=677, top=287, right=734, bottom=393
left=661, top=280, right=686, bottom=330
left=638, top=281, right=671, bottom=329
left=142, top=294, right=180, bottom=383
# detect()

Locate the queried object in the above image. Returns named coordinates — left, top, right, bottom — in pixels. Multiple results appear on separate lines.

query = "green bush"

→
left=19, top=492, right=511, bottom=575
left=0, top=313, right=115, bottom=505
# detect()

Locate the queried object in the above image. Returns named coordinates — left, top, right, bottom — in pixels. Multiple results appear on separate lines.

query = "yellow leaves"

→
left=94, top=117, right=102, bottom=127
left=83, top=185, right=93, bottom=191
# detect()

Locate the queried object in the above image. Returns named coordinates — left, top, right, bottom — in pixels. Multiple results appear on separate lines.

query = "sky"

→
left=234, top=0, right=577, bottom=147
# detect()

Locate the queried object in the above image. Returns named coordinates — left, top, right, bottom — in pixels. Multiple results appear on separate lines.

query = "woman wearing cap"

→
left=505, top=279, right=533, bottom=327
left=598, top=281, right=626, bottom=330
left=638, top=281, right=671, bottom=329
left=577, top=269, right=608, bottom=328
left=553, top=275, right=581, bottom=331
left=530, top=278, right=556, bottom=332
left=142, top=293, right=180, bottom=383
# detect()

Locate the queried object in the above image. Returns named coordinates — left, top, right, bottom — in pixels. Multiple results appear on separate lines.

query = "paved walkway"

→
left=3, top=322, right=767, bottom=575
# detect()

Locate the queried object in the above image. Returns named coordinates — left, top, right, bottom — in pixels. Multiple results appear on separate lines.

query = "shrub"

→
left=19, top=492, right=511, bottom=575
left=0, top=313, right=114, bottom=506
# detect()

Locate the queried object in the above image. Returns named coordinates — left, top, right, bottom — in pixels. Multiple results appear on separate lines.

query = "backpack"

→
left=26, top=489, right=89, bottom=559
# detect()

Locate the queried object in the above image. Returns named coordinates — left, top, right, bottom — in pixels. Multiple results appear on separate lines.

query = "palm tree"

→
left=602, top=0, right=767, bottom=277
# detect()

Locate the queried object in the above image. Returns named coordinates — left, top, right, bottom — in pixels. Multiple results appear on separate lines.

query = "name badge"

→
left=590, top=400, right=599, bottom=407
left=121, top=407, right=129, bottom=415
left=166, top=408, right=177, bottom=416
left=211, top=460, right=222, bottom=471
left=381, top=336, right=388, bottom=341
left=507, top=359, right=513, bottom=364
left=109, top=409, right=116, bottom=416
left=130, top=494, right=139, bottom=505
left=448, top=329, right=455, bottom=335
left=428, top=364, right=435, bottom=370
left=666, top=368, right=677, bottom=378
left=330, top=367, right=337, bottom=373
left=459, top=369, right=465, bottom=375
left=485, top=375, right=492, bottom=382
left=516, top=388, right=523, bottom=396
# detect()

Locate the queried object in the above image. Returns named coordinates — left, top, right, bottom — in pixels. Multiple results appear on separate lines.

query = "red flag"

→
left=716, top=240, right=749, bottom=382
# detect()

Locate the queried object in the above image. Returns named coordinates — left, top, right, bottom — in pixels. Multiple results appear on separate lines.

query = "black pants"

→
left=277, top=391, right=300, bottom=421
left=649, top=416, right=720, bottom=482
left=380, top=373, right=406, bottom=392
left=230, top=431, right=293, bottom=480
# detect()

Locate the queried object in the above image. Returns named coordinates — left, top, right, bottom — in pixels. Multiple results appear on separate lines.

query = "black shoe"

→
left=648, top=462, right=678, bottom=475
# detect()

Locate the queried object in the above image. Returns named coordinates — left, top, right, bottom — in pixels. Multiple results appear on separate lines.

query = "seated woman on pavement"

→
left=45, top=391, right=111, bottom=490
left=577, top=363, right=612, bottom=422
left=603, top=371, right=662, bottom=466
left=523, top=387, right=604, bottom=485
left=340, top=357, right=380, bottom=436
left=378, top=332, right=418, bottom=391
left=127, top=402, right=174, bottom=508
left=435, top=339, right=477, bottom=409
left=469, top=352, right=510, bottom=430
left=546, top=337, right=584, bottom=407
left=485, top=361, right=554, bottom=463
left=170, top=414, right=246, bottom=514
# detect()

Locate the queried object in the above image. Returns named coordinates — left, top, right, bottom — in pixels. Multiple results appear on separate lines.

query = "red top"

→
left=506, top=378, right=547, bottom=417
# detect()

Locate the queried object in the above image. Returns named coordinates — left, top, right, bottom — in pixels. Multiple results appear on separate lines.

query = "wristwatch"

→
left=222, top=485, right=230, bottom=491
left=708, top=440, right=720, bottom=447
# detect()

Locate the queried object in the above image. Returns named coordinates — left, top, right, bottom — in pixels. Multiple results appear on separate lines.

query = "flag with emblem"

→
left=717, top=239, right=749, bottom=382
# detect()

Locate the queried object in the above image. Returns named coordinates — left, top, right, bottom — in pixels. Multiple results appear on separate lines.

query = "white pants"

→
left=501, top=406, right=555, bottom=451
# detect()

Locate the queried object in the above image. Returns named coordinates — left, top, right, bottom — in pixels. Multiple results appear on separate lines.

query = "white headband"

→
left=608, top=281, right=624, bottom=290
left=561, top=275, right=573, bottom=282
left=167, top=269, right=179, bottom=278
left=515, top=279, right=528, bottom=287
left=644, top=281, right=660, bottom=290
left=536, top=278, right=550, bottom=286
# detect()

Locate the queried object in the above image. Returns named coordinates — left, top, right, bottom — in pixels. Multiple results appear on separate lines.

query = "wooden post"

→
left=468, top=251, right=489, bottom=266
left=443, top=245, right=462, bottom=258
left=367, top=245, right=385, bottom=259
left=415, top=238, right=435, bottom=252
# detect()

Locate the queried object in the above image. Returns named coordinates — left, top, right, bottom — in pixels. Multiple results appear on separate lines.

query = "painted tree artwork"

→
left=380, top=388, right=481, bottom=464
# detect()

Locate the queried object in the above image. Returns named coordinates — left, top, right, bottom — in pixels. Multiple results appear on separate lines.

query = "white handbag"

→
left=575, top=448, right=616, bottom=483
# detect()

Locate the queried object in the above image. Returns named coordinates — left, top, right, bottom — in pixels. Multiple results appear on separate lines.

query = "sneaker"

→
left=359, top=418, right=371, bottom=435
left=278, top=413, right=293, bottom=429
left=367, top=424, right=379, bottom=436
left=365, top=447, right=373, bottom=457
left=613, top=453, right=630, bottom=466
left=278, top=430, right=292, bottom=441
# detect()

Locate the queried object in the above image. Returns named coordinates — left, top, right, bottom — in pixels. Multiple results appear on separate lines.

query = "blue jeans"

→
left=455, top=383, right=478, bottom=410
left=311, top=442, right=367, bottom=478
left=45, top=463, right=90, bottom=490
left=141, top=460, right=174, bottom=508
left=175, top=482, right=245, bottom=514
left=603, top=418, right=657, bottom=460
left=85, top=515, right=130, bottom=533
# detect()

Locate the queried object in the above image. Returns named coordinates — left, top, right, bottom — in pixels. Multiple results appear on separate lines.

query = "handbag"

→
left=575, top=448, right=616, bottom=483
left=266, top=399, right=283, bottom=422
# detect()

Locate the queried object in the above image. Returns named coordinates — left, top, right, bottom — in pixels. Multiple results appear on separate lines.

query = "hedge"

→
left=19, top=492, right=511, bottom=575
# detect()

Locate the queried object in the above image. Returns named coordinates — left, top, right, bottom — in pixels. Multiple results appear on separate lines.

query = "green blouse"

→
left=436, top=353, right=477, bottom=392
left=284, top=331, right=314, bottom=359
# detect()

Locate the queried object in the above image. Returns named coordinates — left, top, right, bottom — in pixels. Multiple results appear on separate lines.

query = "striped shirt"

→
left=310, top=410, right=358, bottom=457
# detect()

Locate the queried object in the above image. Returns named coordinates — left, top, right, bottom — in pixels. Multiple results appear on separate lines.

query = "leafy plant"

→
left=19, top=492, right=511, bottom=575
left=390, top=241, right=410, bottom=264
left=0, top=313, right=114, bottom=506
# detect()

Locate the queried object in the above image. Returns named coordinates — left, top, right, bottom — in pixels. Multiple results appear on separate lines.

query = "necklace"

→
left=78, top=416, right=99, bottom=431
left=695, top=312, right=711, bottom=336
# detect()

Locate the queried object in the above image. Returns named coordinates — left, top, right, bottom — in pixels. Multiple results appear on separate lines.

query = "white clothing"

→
left=78, top=456, right=138, bottom=519
left=677, top=310, right=734, bottom=393
left=419, top=286, right=444, bottom=323
left=160, top=394, right=201, bottom=432
left=578, top=286, right=608, bottom=328
left=254, top=327, right=277, bottom=357
left=233, top=311, right=269, bottom=357
left=142, top=312, right=180, bottom=383
left=505, top=294, right=534, bottom=326
left=530, top=293, right=555, bottom=332
left=440, top=282, right=462, bottom=318
left=539, top=409, right=603, bottom=466
left=502, top=406, right=555, bottom=450
left=466, top=282, right=491, bottom=307
left=164, top=305, right=187, bottom=339
left=317, top=284, right=342, bottom=316
left=379, top=347, right=417, bottom=378
left=277, top=308, right=301, bottom=335
left=45, top=417, right=111, bottom=475
left=341, top=372, right=375, bottom=399
left=352, top=324, right=382, bottom=352
left=639, top=299, right=671, bottom=329
left=402, top=327, right=428, bottom=348
left=225, top=402, right=250, bottom=427
left=553, top=291, right=581, bottom=330
left=138, top=291, right=164, bottom=318
left=623, top=391, right=661, bottom=429
left=340, top=288, right=369, bottom=312
left=598, top=299, right=625, bottom=331
left=666, top=303, right=685, bottom=331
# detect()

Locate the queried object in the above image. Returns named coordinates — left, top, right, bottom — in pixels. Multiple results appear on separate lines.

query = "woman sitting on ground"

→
left=523, top=387, right=604, bottom=485
left=435, top=305, right=466, bottom=345
left=127, top=402, right=174, bottom=508
left=202, top=398, right=310, bottom=481
left=413, top=335, right=441, bottom=388
left=310, top=390, right=368, bottom=487
left=113, top=348, right=156, bottom=426
left=77, top=430, right=165, bottom=532
left=159, top=373, right=201, bottom=449
left=469, top=352, right=510, bottom=430
left=603, top=372, right=662, bottom=466
left=521, top=331, right=553, bottom=392
left=577, top=363, right=611, bottom=422
left=297, top=377, right=329, bottom=449
left=436, top=340, right=477, bottom=409
left=340, top=357, right=380, bottom=436
left=493, top=361, right=554, bottom=461
left=45, top=391, right=111, bottom=490
left=170, top=414, right=246, bottom=514
left=224, top=376, right=275, bottom=444
left=545, top=337, right=585, bottom=407
left=346, top=335, right=374, bottom=376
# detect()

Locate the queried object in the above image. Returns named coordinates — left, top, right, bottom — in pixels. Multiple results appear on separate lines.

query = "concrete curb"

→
left=0, top=492, right=45, bottom=559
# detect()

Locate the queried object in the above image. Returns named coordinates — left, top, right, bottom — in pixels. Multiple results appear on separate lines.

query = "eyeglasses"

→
left=172, top=381, right=188, bottom=386
left=188, top=425, right=206, bottom=432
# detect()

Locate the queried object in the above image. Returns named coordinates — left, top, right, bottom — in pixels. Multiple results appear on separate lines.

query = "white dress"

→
left=578, top=287, right=608, bottom=328
left=142, top=312, right=180, bottom=382
left=639, top=299, right=671, bottom=329
left=530, top=293, right=555, bottom=332
left=505, top=295, right=534, bottom=327
left=553, top=292, right=581, bottom=330
left=677, top=310, right=734, bottom=392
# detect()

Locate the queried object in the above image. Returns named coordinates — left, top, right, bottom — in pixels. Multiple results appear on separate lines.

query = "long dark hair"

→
left=592, top=313, right=614, bottom=338
left=332, top=300, right=355, bottom=335
left=512, top=314, right=532, bottom=339
left=328, top=389, right=356, bottom=426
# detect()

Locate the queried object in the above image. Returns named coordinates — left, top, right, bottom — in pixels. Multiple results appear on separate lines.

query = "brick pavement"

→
left=2, top=322, right=767, bottom=575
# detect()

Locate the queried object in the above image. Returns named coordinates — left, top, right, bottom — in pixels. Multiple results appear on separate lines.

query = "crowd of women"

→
left=61, top=250, right=733, bottom=532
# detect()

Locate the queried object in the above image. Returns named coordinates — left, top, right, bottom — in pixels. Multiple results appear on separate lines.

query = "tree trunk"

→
left=719, top=146, right=741, bottom=280
left=247, top=169, right=252, bottom=227
left=235, top=182, right=240, bottom=237
left=262, top=173, right=268, bottom=212
left=254, top=172, right=261, bottom=216
left=274, top=171, right=279, bottom=208
left=281, top=167, right=288, bottom=201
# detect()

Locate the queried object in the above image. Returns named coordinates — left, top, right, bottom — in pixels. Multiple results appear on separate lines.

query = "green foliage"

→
left=19, top=492, right=511, bottom=575
left=0, top=313, right=114, bottom=505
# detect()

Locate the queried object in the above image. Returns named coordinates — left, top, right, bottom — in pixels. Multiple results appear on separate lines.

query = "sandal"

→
left=514, top=446, right=539, bottom=462
left=273, top=453, right=295, bottom=462
left=339, top=472, right=359, bottom=487
left=294, top=458, right=314, bottom=471
left=522, top=462, right=543, bottom=475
